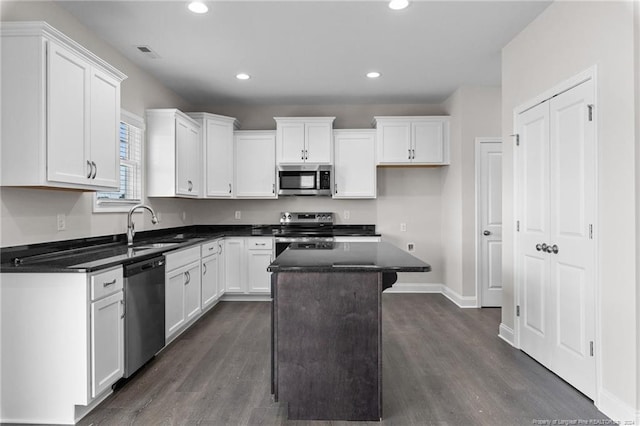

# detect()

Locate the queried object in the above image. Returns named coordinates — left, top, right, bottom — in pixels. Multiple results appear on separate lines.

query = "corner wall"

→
left=502, top=1, right=637, bottom=419
left=441, top=86, right=501, bottom=301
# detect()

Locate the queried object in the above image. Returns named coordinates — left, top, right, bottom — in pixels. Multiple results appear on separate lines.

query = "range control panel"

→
left=280, top=212, right=334, bottom=224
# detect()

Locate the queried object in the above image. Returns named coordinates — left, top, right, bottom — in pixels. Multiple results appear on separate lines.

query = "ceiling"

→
left=56, top=0, right=551, bottom=106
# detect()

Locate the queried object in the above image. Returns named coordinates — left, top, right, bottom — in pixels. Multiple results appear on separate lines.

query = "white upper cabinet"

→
left=188, top=113, right=239, bottom=198
left=234, top=131, right=277, bottom=198
left=275, top=117, right=335, bottom=164
left=333, top=130, right=377, bottom=199
left=146, top=109, right=202, bottom=198
left=374, top=116, right=450, bottom=165
left=1, top=22, right=125, bottom=190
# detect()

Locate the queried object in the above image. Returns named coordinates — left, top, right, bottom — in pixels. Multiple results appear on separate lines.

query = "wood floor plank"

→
left=78, top=294, right=608, bottom=426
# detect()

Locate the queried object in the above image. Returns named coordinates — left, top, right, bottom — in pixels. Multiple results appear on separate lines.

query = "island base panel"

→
left=274, top=271, right=381, bottom=421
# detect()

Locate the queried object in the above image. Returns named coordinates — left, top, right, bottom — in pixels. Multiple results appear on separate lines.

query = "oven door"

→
left=275, top=237, right=334, bottom=257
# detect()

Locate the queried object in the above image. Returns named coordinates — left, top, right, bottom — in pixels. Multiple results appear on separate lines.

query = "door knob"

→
left=483, top=230, right=491, bottom=236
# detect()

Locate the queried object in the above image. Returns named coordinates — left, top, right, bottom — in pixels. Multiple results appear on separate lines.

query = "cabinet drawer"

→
left=165, top=246, right=201, bottom=272
left=91, top=266, right=123, bottom=301
left=201, top=240, right=221, bottom=256
left=247, top=238, right=273, bottom=250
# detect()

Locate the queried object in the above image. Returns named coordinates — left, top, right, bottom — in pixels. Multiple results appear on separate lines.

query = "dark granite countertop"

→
left=267, top=241, right=431, bottom=273
left=1, top=224, right=379, bottom=273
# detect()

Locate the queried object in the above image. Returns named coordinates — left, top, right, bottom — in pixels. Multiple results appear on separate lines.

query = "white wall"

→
left=635, top=1, right=640, bottom=418
left=502, top=1, right=637, bottom=419
left=441, top=86, right=502, bottom=299
left=0, top=1, right=195, bottom=246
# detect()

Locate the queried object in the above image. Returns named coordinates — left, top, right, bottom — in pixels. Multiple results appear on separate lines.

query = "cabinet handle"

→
left=272, top=183, right=275, bottom=194
left=208, top=246, right=215, bottom=251
left=301, top=149, right=305, bottom=160
left=551, top=244, right=559, bottom=254
left=121, top=299, right=125, bottom=319
left=203, top=264, right=207, bottom=275
left=408, top=149, right=411, bottom=160
left=229, top=183, right=232, bottom=194
left=91, top=161, right=97, bottom=179
left=103, top=278, right=117, bottom=287
left=256, top=242, right=266, bottom=246
left=87, top=160, right=93, bottom=178
left=334, top=183, right=337, bottom=194
left=305, top=149, right=309, bottom=160
left=218, top=242, right=223, bottom=254
left=185, top=271, right=190, bottom=284
left=188, top=180, right=193, bottom=192
left=411, top=149, right=415, bottom=160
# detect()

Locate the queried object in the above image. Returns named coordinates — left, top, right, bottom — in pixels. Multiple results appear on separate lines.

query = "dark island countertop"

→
left=268, top=241, right=431, bottom=273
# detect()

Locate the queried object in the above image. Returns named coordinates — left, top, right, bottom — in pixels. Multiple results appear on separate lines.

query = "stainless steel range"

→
left=274, top=212, right=335, bottom=256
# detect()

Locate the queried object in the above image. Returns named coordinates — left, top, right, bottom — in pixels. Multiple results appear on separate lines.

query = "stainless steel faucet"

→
left=127, top=204, right=159, bottom=246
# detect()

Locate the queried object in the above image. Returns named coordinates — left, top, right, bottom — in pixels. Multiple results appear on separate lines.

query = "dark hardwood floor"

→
left=79, top=294, right=607, bottom=426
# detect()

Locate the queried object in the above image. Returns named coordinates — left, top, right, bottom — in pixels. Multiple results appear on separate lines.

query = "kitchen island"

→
left=268, top=241, right=431, bottom=421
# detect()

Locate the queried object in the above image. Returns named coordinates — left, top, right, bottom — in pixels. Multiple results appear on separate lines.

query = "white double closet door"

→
left=516, top=78, right=596, bottom=399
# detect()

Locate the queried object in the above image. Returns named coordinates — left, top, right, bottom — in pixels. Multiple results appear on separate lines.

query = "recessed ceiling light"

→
left=236, top=73, right=251, bottom=80
left=388, top=0, right=409, bottom=10
left=188, top=1, right=208, bottom=14
left=366, top=71, right=381, bottom=79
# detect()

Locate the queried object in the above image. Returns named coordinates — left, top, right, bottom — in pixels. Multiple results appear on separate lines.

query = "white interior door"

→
left=548, top=79, right=596, bottom=398
left=478, top=139, right=503, bottom=307
left=516, top=78, right=596, bottom=399
left=517, top=101, right=552, bottom=368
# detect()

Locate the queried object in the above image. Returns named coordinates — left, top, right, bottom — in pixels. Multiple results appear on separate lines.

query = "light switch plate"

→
left=235, top=211, right=241, bottom=220
left=57, top=213, right=66, bottom=231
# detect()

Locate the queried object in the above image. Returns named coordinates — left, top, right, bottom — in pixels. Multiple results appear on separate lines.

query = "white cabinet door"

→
left=166, top=268, right=186, bottom=338
left=89, top=67, right=120, bottom=189
left=176, top=116, right=200, bottom=197
left=333, top=130, right=376, bottom=199
left=224, top=238, right=245, bottom=293
left=305, top=122, right=333, bottom=163
left=277, top=122, right=305, bottom=163
left=47, top=41, right=91, bottom=186
left=275, top=118, right=335, bottom=164
left=376, top=120, right=411, bottom=164
left=184, top=262, right=202, bottom=323
left=412, top=120, right=445, bottom=164
left=247, top=250, right=272, bottom=294
left=205, top=119, right=234, bottom=197
left=90, top=291, right=124, bottom=398
left=234, top=131, right=276, bottom=198
left=202, top=254, right=219, bottom=308
left=375, top=117, right=450, bottom=165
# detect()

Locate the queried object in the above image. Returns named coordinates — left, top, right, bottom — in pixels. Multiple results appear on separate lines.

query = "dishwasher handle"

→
left=124, top=257, right=165, bottom=277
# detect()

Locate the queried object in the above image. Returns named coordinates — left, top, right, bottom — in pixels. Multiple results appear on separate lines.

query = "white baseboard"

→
left=498, top=323, right=515, bottom=347
left=385, top=283, right=478, bottom=308
left=597, top=388, right=638, bottom=425
left=441, top=285, right=478, bottom=308
left=384, top=282, right=444, bottom=293
left=220, top=294, right=271, bottom=302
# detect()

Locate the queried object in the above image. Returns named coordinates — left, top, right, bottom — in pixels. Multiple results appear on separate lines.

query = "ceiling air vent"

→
left=135, top=45, right=160, bottom=59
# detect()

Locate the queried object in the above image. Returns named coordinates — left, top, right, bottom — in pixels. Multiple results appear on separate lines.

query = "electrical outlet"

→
left=344, top=210, right=350, bottom=220
left=235, top=210, right=241, bottom=220
left=407, top=242, right=415, bottom=252
left=57, top=213, right=66, bottom=231
left=400, top=223, right=407, bottom=232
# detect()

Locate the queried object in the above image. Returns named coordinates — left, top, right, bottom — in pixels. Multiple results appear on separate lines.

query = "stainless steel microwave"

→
left=277, top=165, right=332, bottom=196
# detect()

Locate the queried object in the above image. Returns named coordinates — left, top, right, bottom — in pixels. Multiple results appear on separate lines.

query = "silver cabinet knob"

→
left=551, top=244, right=559, bottom=254
left=536, top=243, right=542, bottom=251
left=483, top=230, right=491, bottom=236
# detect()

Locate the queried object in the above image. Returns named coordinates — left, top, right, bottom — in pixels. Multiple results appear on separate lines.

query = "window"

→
left=94, top=110, right=144, bottom=212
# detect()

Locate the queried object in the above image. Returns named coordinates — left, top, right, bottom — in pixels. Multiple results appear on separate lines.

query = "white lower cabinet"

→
left=0, top=266, right=124, bottom=425
left=247, top=239, right=274, bottom=294
left=165, top=246, right=201, bottom=342
left=201, top=239, right=224, bottom=310
left=224, top=237, right=273, bottom=295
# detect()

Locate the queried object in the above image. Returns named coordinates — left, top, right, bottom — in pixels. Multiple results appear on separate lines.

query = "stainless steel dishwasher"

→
left=123, top=256, right=166, bottom=378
